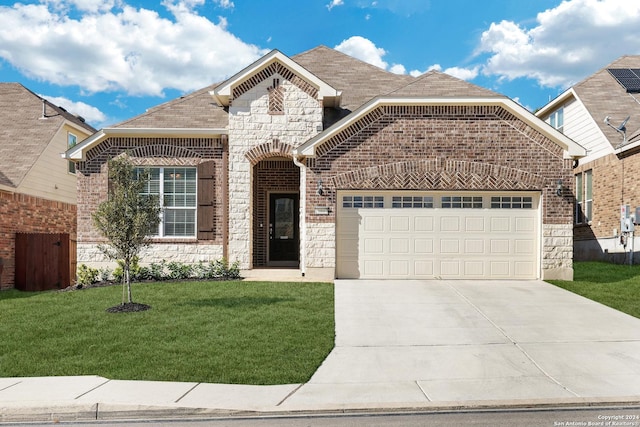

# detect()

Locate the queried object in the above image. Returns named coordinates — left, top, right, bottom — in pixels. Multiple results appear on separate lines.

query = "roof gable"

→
left=0, top=83, right=95, bottom=188
left=295, top=96, right=586, bottom=160
left=538, top=55, right=640, bottom=151
left=211, top=49, right=341, bottom=107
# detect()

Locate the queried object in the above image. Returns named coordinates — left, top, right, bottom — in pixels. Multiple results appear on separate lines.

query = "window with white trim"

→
left=441, top=196, right=483, bottom=208
left=490, top=196, right=533, bottom=209
left=549, top=107, right=564, bottom=133
left=137, top=167, right=197, bottom=237
left=575, top=170, right=592, bottom=224
left=67, top=133, right=77, bottom=174
left=392, top=196, right=433, bottom=208
left=342, top=195, right=384, bottom=208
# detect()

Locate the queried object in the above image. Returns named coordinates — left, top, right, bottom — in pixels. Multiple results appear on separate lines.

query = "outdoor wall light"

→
left=317, top=179, right=324, bottom=196
left=556, top=179, right=563, bottom=197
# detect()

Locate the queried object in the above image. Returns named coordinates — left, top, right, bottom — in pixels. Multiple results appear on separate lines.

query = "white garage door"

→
left=336, top=191, right=540, bottom=279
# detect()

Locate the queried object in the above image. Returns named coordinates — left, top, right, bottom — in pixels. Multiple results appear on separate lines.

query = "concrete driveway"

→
left=283, top=279, right=640, bottom=408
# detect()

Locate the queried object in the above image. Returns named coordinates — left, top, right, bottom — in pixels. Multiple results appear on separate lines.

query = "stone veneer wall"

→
left=77, top=242, right=223, bottom=270
left=227, top=73, right=322, bottom=268
left=0, top=190, right=76, bottom=289
left=304, top=104, right=576, bottom=279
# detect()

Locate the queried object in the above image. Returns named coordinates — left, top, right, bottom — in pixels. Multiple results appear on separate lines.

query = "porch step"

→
left=241, top=268, right=333, bottom=282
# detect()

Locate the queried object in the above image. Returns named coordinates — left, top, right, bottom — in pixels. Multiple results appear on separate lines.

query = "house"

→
left=0, top=83, right=96, bottom=289
left=536, top=56, right=640, bottom=263
left=65, top=46, right=585, bottom=281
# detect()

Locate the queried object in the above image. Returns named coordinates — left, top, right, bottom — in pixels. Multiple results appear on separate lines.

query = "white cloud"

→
left=327, top=0, right=344, bottom=11
left=408, top=63, right=478, bottom=81
left=214, top=0, right=234, bottom=9
left=389, top=63, right=406, bottom=74
left=42, top=94, right=107, bottom=125
left=334, top=36, right=388, bottom=69
left=477, top=0, right=640, bottom=88
left=0, top=1, right=266, bottom=97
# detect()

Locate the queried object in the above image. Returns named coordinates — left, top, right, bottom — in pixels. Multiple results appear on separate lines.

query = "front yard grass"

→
left=0, top=280, right=334, bottom=385
left=548, top=261, right=640, bottom=319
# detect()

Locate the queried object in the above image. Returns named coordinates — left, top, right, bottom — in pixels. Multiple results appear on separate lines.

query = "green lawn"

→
left=0, top=280, right=334, bottom=385
left=549, top=261, right=640, bottom=319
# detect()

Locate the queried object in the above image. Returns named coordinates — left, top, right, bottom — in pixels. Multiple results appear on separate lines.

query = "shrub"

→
left=166, top=261, right=194, bottom=280
left=77, top=264, right=99, bottom=286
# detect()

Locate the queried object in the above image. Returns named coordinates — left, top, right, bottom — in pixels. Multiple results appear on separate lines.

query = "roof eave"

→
left=536, top=88, right=577, bottom=117
left=211, top=49, right=341, bottom=107
left=294, top=96, right=587, bottom=159
left=63, top=128, right=228, bottom=161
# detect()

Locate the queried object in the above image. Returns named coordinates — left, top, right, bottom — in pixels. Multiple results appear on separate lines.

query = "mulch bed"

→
left=105, top=302, right=152, bottom=313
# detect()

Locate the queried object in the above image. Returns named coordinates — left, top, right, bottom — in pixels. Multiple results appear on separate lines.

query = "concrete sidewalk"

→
left=2, top=280, right=640, bottom=422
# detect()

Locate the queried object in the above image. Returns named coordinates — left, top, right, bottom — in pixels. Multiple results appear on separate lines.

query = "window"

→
left=549, top=108, right=564, bottom=133
left=136, top=167, right=197, bottom=237
left=490, top=196, right=533, bottom=209
left=392, top=196, right=433, bottom=208
left=67, top=133, right=77, bottom=174
left=342, top=195, right=384, bottom=208
left=575, top=170, right=592, bottom=224
left=441, top=196, right=483, bottom=208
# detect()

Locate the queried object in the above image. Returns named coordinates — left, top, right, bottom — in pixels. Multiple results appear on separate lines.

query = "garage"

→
left=336, top=191, right=540, bottom=279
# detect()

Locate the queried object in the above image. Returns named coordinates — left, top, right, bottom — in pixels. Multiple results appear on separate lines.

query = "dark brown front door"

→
left=269, top=193, right=299, bottom=266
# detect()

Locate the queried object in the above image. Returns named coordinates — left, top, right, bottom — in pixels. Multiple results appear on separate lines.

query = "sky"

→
left=1, top=0, right=640, bottom=129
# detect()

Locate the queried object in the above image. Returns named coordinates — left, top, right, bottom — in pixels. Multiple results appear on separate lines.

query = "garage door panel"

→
left=336, top=191, right=539, bottom=280
left=389, top=238, right=410, bottom=254
left=440, top=239, right=460, bottom=254
left=390, top=216, right=410, bottom=231
left=515, top=239, right=534, bottom=254
left=440, top=217, right=460, bottom=232
left=463, top=261, right=484, bottom=276
left=414, top=239, right=434, bottom=254
left=363, top=259, right=384, bottom=276
left=464, top=239, right=484, bottom=254
left=491, top=217, right=510, bottom=232
left=490, top=261, right=511, bottom=276
left=364, top=216, right=384, bottom=232
left=363, top=238, right=384, bottom=254
left=465, top=217, right=485, bottom=232
left=515, top=217, right=535, bottom=232
left=414, top=216, right=434, bottom=231
left=490, top=239, right=510, bottom=254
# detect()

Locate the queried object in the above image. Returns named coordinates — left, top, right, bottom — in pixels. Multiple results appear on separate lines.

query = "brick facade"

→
left=303, top=104, right=575, bottom=277
left=573, top=151, right=640, bottom=262
left=0, top=190, right=76, bottom=289
left=75, top=137, right=226, bottom=267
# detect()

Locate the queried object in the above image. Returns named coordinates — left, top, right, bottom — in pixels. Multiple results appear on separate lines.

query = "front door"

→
left=269, top=193, right=299, bottom=267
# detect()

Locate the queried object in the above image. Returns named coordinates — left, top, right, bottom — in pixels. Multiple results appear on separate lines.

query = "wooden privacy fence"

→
left=15, top=233, right=76, bottom=291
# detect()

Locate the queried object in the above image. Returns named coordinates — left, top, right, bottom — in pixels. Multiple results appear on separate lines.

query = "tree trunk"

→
left=125, top=263, right=133, bottom=303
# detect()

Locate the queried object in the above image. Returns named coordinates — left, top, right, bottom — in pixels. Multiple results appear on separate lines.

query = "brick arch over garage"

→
left=330, top=158, right=546, bottom=190
left=245, top=139, right=295, bottom=164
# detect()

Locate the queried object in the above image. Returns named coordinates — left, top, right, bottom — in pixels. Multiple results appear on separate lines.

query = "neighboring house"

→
left=65, top=46, right=585, bottom=281
left=537, top=56, right=640, bottom=263
left=0, top=83, right=96, bottom=289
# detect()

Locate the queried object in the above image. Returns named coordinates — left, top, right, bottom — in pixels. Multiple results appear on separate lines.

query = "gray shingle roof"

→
left=292, top=45, right=415, bottom=112
left=112, top=46, right=505, bottom=131
left=0, top=83, right=95, bottom=188
left=571, top=55, right=640, bottom=147
left=388, top=70, right=504, bottom=98
left=113, top=83, right=228, bottom=129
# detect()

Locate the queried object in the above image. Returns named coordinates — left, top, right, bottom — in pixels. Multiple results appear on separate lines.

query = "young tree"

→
left=93, top=155, right=161, bottom=307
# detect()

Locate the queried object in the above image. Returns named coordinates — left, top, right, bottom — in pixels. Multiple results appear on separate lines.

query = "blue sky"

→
left=1, top=0, right=639, bottom=128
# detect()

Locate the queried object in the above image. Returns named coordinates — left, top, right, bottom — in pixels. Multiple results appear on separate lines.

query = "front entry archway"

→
left=252, top=157, right=300, bottom=268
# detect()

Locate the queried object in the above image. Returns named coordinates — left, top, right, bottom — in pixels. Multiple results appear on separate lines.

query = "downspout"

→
left=222, top=135, right=229, bottom=262
left=293, top=154, right=306, bottom=277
